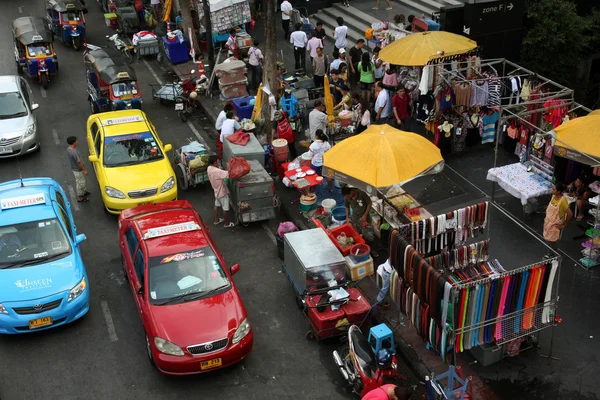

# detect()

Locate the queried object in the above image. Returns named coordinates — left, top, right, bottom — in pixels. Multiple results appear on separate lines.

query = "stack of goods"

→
left=424, top=239, right=490, bottom=270
left=215, top=59, right=248, bottom=100
left=196, top=2, right=251, bottom=33
left=179, top=141, right=209, bottom=173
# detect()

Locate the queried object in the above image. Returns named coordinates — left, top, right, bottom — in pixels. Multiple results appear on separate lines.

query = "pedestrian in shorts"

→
left=66, top=136, right=90, bottom=202
left=207, top=156, right=235, bottom=228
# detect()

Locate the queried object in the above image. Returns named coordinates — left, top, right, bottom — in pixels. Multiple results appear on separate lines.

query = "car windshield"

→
left=0, top=92, right=28, bottom=119
left=148, top=247, right=230, bottom=304
left=102, top=131, right=163, bottom=167
left=61, top=11, right=82, bottom=22
left=0, top=219, right=71, bottom=268
left=27, top=44, right=51, bottom=57
left=111, top=82, right=138, bottom=98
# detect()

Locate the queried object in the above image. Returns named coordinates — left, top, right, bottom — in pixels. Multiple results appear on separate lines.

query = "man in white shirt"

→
left=224, top=28, right=238, bottom=58
left=374, top=81, right=391, bottom=124
left=376, top=259, right=393, bottom=307
left=308, top=100, right=328, bottom=141
left=215, top=103, right=234, bottom=133
left=290, top=23, right=308, bottom=72
left=333, top=17, right=348, bottom=50
left=220, top=112, right=241, bottom=143
left=248, top=40, right=263, bottom=91
left=306, top=32, right=323, bottom=63
left=329, top=48, right=346, bottom=72
left=280, top=0, right=293, bottom=40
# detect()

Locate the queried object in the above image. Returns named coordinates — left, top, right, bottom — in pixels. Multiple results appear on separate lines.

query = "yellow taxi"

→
left=85, top=110, right=177, bottom=214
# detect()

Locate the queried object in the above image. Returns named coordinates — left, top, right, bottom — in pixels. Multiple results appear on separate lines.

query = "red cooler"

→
left=342, top=288, right=371, bottom=327
left=305, top=293, right=347, bottom=339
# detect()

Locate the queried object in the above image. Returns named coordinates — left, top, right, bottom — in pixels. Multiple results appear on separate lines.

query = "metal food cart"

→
left=228, top=160, right=277, bottom=224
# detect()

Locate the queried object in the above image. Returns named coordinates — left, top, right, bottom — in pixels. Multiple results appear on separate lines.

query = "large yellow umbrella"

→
left=323, top=75, right=335, bottom=122
left=553, top=109, right=600, bottom=165
left=322, top=125, right=444, bottom=191
left=379, top=31, right=477, bottom=66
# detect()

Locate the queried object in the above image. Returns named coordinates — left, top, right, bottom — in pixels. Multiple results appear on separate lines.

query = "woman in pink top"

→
left=362, top=384, right=411, bottom=400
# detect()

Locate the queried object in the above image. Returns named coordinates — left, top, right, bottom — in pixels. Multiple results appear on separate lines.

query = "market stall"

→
left=194, top=0, right=252, bottom=47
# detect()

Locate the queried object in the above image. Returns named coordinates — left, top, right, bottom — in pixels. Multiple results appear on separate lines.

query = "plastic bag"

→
left=227, top=156, right=251, bottom=179
left=277, top=222, right=298, bottom=238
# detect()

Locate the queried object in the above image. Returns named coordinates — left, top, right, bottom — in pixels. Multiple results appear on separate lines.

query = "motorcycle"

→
left=174, top=70, right=208, bottom=123
left=333, top=325, right=406, bottom=397
left=107, top=31, right=135, bottom=63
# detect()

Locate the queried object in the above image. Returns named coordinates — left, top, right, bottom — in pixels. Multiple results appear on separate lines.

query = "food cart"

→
left=282, top=228, right=371, bottom=340
left=228, top=160, right=277, bottom=224
left=173, top=141, right=215, bottom=191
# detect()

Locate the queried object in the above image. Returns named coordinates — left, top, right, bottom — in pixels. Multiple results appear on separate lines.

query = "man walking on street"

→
left=312, top=47, right=328, bottom=88
left=308, top=100, right=328, bottom=141
left=207, top=157, right=235, bottom=228
left=67, top=136, right=90, bottom=203
left=374, top=81, right=391, bottom=124
left=280, top=0, right=293, bottom=40
left=334, top=17, right=348, bottom=50
left=392, top=85, right=411, bottom=129
left=306, top=32, right=323, bottom=65
left=248, top=40, right=263, bottom=91
left=348, top=39, right=365, bottom=88
left=314, top=21, right=326, bottom=49
left=290, top=23, right=308, bottom=71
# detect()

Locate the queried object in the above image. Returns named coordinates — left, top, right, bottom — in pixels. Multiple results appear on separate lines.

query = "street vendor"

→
left=333, top=84, right=352, bottom=111
left=225, top=28, right=239, bottom=58
left=218, top=111, right=240, bottom=158
left=271, top=110, right=297, bottom=159
left=309, top=100, right=328, bottom=141
left=342, top=187, right=372, bottom=232
left=567, top=176, right=592, bottom=220
left=329, top=69, right=345, bottom=104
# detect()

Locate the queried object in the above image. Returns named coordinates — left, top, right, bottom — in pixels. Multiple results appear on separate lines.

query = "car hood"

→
left=0, top=253, right=83, bottom=302
left=102, top=160, right=173, bottom=192
left=150, top=288, right=245, bottom=347
left=0, top=115, right=31, bottom=137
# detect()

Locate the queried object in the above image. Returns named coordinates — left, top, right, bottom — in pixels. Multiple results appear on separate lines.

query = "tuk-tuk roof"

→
left=12, top=17, right=52, bottom=45
left=45, top=0, right=85, bottom=12
left=84, top=49, right=137, bottom=84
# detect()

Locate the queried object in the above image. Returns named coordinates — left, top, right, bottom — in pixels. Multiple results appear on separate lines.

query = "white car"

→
left=0, top=75, right=39, bottom=158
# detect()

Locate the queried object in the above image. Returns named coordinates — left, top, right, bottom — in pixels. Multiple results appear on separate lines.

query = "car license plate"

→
left=200, top=358, right=222, bottom=370
left=121, top=94, right=133, bottom=100
left=29, top=316, right=52, bottom=329
left=175, top=103, right=184, bottom=110
left=0, top=147, right=12, bottom=154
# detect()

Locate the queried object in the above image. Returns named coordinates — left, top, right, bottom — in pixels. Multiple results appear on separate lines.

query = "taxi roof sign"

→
left=1, top=193, right=46, bottom=210
left=32, top=34, right=44, bottom=42
left=116, top=72, right=130, bottom=79
left=144, top=222, right=201, bottom=239
left=103, top=115, right=144, bottom=126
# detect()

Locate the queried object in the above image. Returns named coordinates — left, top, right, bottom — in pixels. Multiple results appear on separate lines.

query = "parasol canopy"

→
left=323, top=75, right=334, bottom=122
left=552, top=109, right=600, bottom=166
left=379, top=31, right=477, bottom=66
left=322, top=125, right=444, bottom=193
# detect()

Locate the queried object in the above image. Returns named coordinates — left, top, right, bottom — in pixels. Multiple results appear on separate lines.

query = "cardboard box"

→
left=345, top=256, right=374, bottom=281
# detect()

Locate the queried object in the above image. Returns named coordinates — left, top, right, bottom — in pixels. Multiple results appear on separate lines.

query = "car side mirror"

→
left=163, top=144, right=172, bottom=152
left=31, top=104, right=39, bottom=111
left=137, top=286, right=144, bottom=295
left=230, top=264, right=240, bottom=276
left=88, top=155, right=99, bottom=163
left=75, top=233, right=86, bottom=245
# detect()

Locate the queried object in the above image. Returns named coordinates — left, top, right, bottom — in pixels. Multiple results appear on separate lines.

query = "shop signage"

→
left=1, top=193, right=46, bottom=210
left=103, top=115, right=144, bottom=125
left=463, top=0, right=524, bottom=36
left=144, top=222, right=201, bottom=239
left=554, top=146, right=600, bottom=166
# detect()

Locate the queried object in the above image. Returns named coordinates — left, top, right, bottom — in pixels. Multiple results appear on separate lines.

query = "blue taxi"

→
left=0, top=178, right=89, bottom=334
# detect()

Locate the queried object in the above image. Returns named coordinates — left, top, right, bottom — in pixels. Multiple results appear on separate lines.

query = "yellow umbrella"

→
left=323, top=75, right=335, bottom=123
left=163, top=0, right=173, bottom=21
left=553, top=109, right=600, bottom=165
left=379, top=31, right=477, bottom=66
left=323, top=125, right=444, bottom=190
left=251, top=83, right=263, bottom=122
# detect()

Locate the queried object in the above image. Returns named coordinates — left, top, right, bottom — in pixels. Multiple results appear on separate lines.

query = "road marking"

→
left=67, top=186, right=80, bottom=212
left=101, top=301, right=119, bottom=342
left=40, top=88, right=47, bottom=98
left=51, top=128, right=60, bottom=145
left=18, top=6, right=23, bottom=13
left=141, top=57, right=211, bottom=150
left=261, top=222, right=277, bottom=246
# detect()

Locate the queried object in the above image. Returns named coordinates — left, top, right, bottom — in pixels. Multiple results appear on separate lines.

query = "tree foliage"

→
left=520, top=0, right=591, bottom=85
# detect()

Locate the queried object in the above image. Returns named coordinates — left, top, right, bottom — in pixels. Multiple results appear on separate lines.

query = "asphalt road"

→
left=0, top=3, right=354, bottom=399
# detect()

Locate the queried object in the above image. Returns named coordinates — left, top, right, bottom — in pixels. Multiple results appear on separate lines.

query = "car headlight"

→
left=68, top=277, right=86, bottom=302
left=0, top=303, right=7, bottom=314
left=232, top=318, right=251, bottom=344
left=105, top=186, right=125, bottom=199
left=154, top=337, right=184, bottom=356
left=160, top=177, right=175, bottom=193
left=25, top=123, right=36, bottom=137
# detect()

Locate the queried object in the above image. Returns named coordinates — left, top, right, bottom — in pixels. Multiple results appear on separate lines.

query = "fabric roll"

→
left=537, top=263, right=551, bottom=306
left=542, top=260, right=558, bottom=323
left=514, top=270, right=529, bottom=332
left=531, top=265, right=546, bottom=325
left=441, top=282, right=452, bottom=327
left=484, top=279, right=497, bottom=343
left=495, top=276, right=510, bottom=341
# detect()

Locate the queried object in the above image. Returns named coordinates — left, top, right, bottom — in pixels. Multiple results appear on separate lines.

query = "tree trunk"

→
left=177, top=0, right=200, bottom=55
left=262, top=0, right=278, bottom=127
left=203, top=0, right=215, bottom=71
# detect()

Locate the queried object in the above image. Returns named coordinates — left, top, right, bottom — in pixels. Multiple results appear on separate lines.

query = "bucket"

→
left=350, top=243, right=370, bottom=263
left=321, top=198, right=336, bottom=214
left=332, top=206, right=346, bottom=223
left=299, top=193, right=317, bottom=213
left=300, top=152, right=312, bottom=168
left=272, top=139, right=288, bottom=162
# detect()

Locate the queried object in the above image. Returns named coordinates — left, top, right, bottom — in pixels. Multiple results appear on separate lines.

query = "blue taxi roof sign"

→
left=143, top=222, right=201, bottom=239
left=0, top=193, right=46, bottom=210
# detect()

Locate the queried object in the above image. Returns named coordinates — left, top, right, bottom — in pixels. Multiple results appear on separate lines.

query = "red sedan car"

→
left=118, top=200, right=253, bottom=375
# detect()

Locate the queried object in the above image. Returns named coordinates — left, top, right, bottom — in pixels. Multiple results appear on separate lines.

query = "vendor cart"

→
left=229, top=160, right=278, bottom=224
left=149, top=82, right=183, bottom=103
left=282, top=228, right=372, bottom=340
left=173, top=141, right=214, bottom=191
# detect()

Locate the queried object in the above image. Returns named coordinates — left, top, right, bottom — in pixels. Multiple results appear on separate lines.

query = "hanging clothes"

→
left=486, top=74, right=501, bottom=107
left=464, top=112, right=483, bottom=147
left=470, top=80, right=489, bottom=107
left=509, top=75, right=522, bottom=104
left=481, top=111, right=499, bottom=144
left=452, top=81, right=473, bottom=107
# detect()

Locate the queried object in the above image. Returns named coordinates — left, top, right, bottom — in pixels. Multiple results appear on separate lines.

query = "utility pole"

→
left=262, top=0, right=277, bottom=125
left=177, top=0, right=200, bottom=55
left=202, top=0, right=215, bottom=71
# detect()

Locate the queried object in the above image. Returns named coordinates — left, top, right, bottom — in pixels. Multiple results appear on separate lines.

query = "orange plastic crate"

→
left=313, top=218, right=366, bottom=256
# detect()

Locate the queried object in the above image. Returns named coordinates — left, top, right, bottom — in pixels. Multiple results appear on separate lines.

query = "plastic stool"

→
left=368, top=323, right=395, bottom=355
